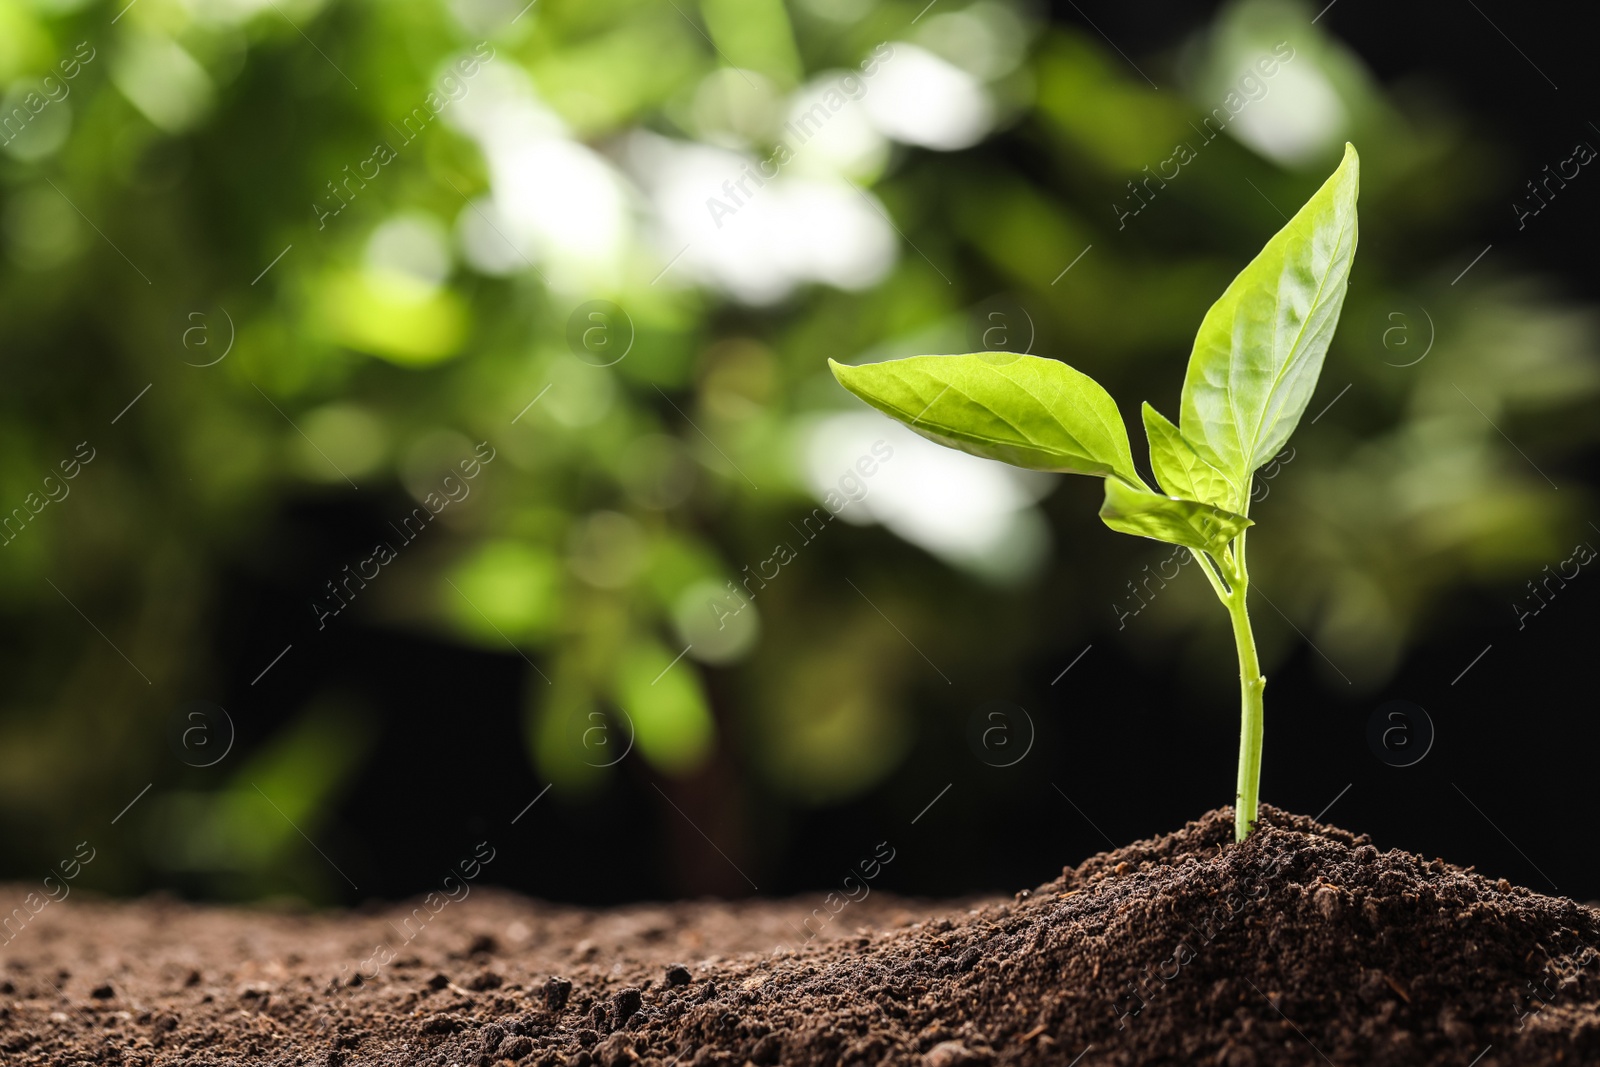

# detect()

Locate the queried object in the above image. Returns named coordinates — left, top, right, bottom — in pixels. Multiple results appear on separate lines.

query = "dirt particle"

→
left=1313, top=886, right=1340, bottom=920
left=594, top=1033, right=637, bottom=1067
left=470, top=971, right=504, bottom=992
left=543, top=977, right=572, bottom=1013
left=420, top=1014, right=466, bottom=1035
left=1220, top=1042, right=1257, bottom=1067
left=90, top=983, right=115, bottom=999
left=610, top=987, right=641, bottom=1027
left=1439, top=1007, right=1472, bottom=1042
left=429, top=973, right=452, bottom=991
left=470, top=934, right=499, bottom=956
left=663, top=964, right=692, bottom=988
left=749, top=1033, right=782, bottom=1065
left=497, top=1035, right=535, bottom=1061
left=922, top=1040, right=987, bottom=1067
left=574, top=1028, right=599, bottom=1049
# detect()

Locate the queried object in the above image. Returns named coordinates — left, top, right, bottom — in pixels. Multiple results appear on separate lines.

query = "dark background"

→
left=2, top=0, right=1596, bottom=909
left=215, top=0, right=1600, bottom=905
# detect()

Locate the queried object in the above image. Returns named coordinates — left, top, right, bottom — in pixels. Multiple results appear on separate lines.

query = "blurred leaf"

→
left=530, top=672, right=611, bottom=795
left=0, top=8, right=50, bottom=82
left=753, top=611, right=912, bottom=804
left=109, top=30, right=215, bottom=135
left=532, top=14, right=704, bottom=133
left=614, top=639, right=714, bottom=775
left=1033, top=31, right=1190, bottom=172
left=699, top=0, right=801, bottom=86
left=317, top=271, right=467, bottom=365
left=447, top=540, right=562, bottom=643
left=148, top=699, right=372, bottom=894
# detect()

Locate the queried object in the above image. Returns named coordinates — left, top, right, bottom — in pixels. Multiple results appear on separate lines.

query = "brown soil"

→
left=5, top=807, right=1598, bottom=1066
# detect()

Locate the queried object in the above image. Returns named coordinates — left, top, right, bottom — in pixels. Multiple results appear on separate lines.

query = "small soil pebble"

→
left=496, top=1035, right=535, bottom=1060
left=922, top=1041, right=986, bottom=1067
left=89, top=983, right=115, bottom=999
left=468, top=970, right=503, bottom=991
left=663, top=964, right=692, bottom=987
left=749, top=1033, right=783, bottom=1064
left=610, top=987, right=642, bottom=1027
left=593, top=1033, right=634, bottom=1067
left=543, top=976, right=572, bottom=1012
left=419, top=1014, right=465, bottom=1035
left=1312, top=885, right=1341, bottom=920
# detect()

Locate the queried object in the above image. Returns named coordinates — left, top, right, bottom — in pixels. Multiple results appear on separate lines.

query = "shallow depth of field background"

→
left=2, top=0, right=1597, bottom=907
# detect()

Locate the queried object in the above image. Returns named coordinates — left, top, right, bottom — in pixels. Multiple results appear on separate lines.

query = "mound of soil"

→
left=5, top=807, right=1598, bottom=1066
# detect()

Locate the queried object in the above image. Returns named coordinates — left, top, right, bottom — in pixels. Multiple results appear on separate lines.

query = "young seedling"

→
left=831, top=145, right=1359, bottom=842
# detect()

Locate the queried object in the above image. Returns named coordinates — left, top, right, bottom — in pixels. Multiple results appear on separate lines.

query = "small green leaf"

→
left=1180, top=143, right=1360, bottom=486
left=828, top=353, right=1141, bottom=484
left=1142, top=402, right=1241, bottom=511
left=1099, top=478, right=1252, bottom=556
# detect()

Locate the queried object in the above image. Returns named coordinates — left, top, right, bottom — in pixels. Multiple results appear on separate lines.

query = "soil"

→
left=5, top=806, right=1598, bottom=1066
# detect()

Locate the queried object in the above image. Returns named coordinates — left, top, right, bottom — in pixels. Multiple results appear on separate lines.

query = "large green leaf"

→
left=1099, top=478, right=1252, bottom=556
left=1180, top=143, right=1360, bottom=485
left=828, top=353, right=1141, bottom=484
left=1142, top=402, right=1241, bottom=511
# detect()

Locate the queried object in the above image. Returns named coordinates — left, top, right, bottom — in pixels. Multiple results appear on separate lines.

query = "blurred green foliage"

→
left=1, top=0, right=1594, bottom=898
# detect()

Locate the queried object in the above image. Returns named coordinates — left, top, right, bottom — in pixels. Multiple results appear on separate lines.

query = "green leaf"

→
left=1142, top=402, right=1241, bottom=511
left=828, top=353, right=1141, bottom=484
left=1180, top=143, right=1360, bottom=486
left=1099, top=478, right=1252, bottom=556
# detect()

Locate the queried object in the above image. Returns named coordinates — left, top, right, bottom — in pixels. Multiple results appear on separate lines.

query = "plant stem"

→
left=1224, top=537, right=1266, bottom=843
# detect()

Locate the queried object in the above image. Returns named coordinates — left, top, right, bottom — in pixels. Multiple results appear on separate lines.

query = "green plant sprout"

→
left=831, top=144, right=1359, bottom=842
